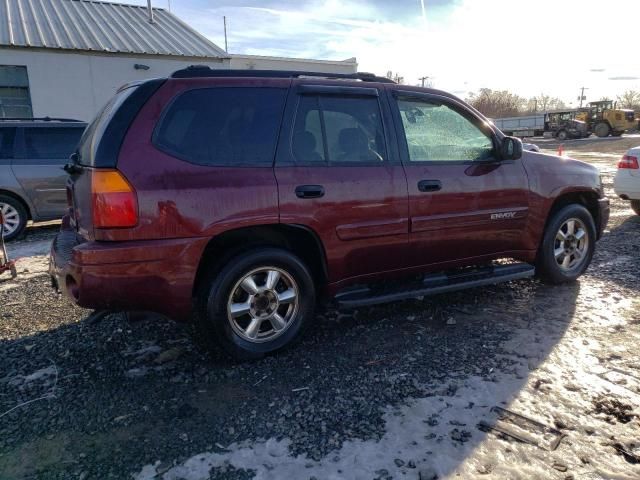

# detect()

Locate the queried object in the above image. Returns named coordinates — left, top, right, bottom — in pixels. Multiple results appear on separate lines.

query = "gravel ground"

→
left=0, top=136, right=639, bottom=479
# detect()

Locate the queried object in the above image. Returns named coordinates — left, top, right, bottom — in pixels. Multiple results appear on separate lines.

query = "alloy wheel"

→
left=0, top=202, right=21, bottom=238
left=227, top=266, right=299, bottom=343
left=554, top=218, right=589, bottom=272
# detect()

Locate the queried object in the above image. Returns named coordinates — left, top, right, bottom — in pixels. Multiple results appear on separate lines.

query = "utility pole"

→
left=223, top=16, right=228, bottom=53
left=578, top=86, right=589, bottom=108
left=418, top=76, right=430, bottom=88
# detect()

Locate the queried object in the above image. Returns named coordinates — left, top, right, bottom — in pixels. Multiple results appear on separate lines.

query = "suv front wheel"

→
left=196, top=248, right=316, bottom=360
left=536, top=204, right=596, bottom=283
left=0, top=194, right=28, bottom=241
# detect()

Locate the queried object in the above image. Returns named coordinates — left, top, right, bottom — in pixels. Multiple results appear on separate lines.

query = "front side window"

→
left=23, top=127, right=84, bottom=160
left=397, top=99, right=494, bottom=162
left=292, top=94, right=386, bottom=164
left=0, top=66, right=33, bottom=118
left=154, top=88, right=287, bottom=166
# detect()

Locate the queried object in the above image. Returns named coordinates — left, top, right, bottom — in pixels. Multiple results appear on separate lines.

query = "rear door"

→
left=389, top=90, right=530, bottom=267
left=275, top=84, right=409, bottom=285
left=12, top=125, right=84, bottom=218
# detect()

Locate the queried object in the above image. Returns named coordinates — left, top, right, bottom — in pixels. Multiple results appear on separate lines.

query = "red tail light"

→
left=618, top=155, right=639, bottom=169
left=91, top=170, right=138, bottom=228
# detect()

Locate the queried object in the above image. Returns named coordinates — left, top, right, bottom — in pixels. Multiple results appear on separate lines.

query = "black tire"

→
left=557, top=130, right=568, bottom=141
left=0, top=194, right=28, bottom=241
left=611, top=131, right=623, bottom=137
left=195, top=247, right=316, bottom=361
left=536, top=204, right=596, bottom=284
left=631, top=200, right=640, bottom=216
left=594, top=122, right=610, bottom=138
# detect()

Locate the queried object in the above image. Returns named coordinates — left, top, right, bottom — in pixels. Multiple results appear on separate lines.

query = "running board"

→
left=335, top=263, right=535, bottom=309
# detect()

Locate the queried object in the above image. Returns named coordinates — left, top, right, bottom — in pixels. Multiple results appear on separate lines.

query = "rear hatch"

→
left=67, top=79, right=165, bottom=240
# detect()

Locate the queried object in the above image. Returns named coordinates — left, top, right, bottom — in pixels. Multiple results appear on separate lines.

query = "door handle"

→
left=417, top=180, right=442, bottom=192
left=295, top=185, right=325, bottom=199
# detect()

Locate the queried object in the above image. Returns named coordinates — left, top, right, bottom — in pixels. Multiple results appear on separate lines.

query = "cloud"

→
left=134, top=0, right=640, bottom=102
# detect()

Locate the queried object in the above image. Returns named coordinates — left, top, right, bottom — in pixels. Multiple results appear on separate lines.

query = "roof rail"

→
left=0, top=117, right=85, bottom=122
left=170, top=65, right=395, bottom=84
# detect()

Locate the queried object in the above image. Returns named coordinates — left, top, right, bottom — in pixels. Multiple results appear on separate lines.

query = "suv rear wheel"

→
left=536, top=204, right=596, bottom=283
left=195, top=248, right=316, bottom=360
left=0, top=195, right=27, bottom=241
left=631, top=200, right=640, bottom=216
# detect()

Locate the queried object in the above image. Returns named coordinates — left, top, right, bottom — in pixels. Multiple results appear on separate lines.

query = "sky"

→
left=130, top=0, right=639, bottom=105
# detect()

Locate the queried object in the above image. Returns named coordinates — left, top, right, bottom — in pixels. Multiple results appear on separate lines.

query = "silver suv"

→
left=0, top=118, right=86, bottom=240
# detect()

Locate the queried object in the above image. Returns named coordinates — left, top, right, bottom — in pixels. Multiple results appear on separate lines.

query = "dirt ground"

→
left=0, top=135, right=639, bottom=480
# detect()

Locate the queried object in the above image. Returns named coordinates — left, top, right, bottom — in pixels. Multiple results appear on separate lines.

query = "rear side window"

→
left=154, top=88, right=287, bottom=166
left=23, top=127, right=84, bottom=160
left=292, top=94, right=386, bottom=164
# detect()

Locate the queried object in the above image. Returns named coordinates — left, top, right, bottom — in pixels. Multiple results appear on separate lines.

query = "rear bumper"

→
left=49, top=225, right=208, bottom=321
left=614, top=171, right=640, bottom=200
left=597, top=197, right=610, bottom=239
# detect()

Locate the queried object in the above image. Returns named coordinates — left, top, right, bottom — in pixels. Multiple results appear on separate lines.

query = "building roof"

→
left=0, top=0, right=228, bottom=58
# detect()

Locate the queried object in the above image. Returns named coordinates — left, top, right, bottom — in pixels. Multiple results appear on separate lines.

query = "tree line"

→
left=465, top=89, right=640, bottom=118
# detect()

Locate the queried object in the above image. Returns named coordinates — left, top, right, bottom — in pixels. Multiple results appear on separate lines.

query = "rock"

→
left=407, top=460, right=416, bottom=469
left=154, top=347, right=184, bottom=364
left=418, top=466, right=438, bottom=480
left=394, top=458, right=405, bottom=467
left=552, top=462, right=567, bottom=472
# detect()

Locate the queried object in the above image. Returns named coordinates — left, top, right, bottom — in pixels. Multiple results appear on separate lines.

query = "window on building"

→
left=0, top=66, right=33, bottom=118
left=154, top=87, right=287, bottom=166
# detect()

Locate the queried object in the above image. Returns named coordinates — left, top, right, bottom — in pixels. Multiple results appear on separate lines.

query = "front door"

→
left=275, top=85, right=409, bottom=285
left=12, top=126, right=84, bottom=218
left=389, top=90, right=530, bottom=268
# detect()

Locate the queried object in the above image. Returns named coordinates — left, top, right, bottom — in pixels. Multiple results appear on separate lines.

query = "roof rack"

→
left=0, top=117, right=84, bottom=123
left=170, top=65, right=395, bottom=84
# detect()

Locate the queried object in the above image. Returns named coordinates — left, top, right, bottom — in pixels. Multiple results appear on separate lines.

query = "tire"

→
left=195, top=247, right=316, bottom=361
left=536, top=204, right=596, bottom=284
left=611, top=131, right=623, bottom=137
left=631, top=200, right=640, bottom=216
left=0, top=194, right=28, bottom=241
left=557, top=130, right=568, bottom=141
left=594, top=122, right=610, bottom=138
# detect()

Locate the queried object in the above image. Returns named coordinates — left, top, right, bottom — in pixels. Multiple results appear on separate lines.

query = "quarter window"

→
left=154, top=88, right=287, bottom=166
left=397, top=99, right=494, bottom=162
left=292, top=95, right=386, bottom=164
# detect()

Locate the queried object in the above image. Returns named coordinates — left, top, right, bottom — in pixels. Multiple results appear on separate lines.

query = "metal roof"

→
left=0, top=0, right=228, bottom=58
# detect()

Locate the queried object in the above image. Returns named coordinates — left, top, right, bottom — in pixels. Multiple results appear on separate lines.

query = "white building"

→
left=0, top=0, right=357, bottom=121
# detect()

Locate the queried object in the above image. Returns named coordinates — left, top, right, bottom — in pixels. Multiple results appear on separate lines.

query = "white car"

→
left=523, top=142, right=540, bottom=152
left=613, top=146, right=640, bottom=215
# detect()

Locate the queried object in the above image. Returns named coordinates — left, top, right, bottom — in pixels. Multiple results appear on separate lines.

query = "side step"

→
left=335, top=263, right=535, bottom=309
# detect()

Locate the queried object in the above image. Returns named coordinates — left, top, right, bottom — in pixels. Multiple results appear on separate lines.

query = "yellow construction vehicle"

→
left=575, top=100, right=636, bottom=137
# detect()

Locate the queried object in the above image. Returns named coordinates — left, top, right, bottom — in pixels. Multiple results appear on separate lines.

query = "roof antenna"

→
left=147, top=0, right=154, bottom=23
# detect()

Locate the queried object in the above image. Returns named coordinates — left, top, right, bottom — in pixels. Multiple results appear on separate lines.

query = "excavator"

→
left=575, top=100, right=637, bottom=137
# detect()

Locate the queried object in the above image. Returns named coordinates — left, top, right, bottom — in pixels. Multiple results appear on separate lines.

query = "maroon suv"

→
left=50, top=67, right=609, bottom=360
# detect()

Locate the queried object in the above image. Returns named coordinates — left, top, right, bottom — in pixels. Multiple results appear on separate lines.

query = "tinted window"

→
left=155, top=88, right=287, bottom=166
left=397, top=99, right=493, bottom=162
left=0, top=127, right=15, bottom=159
left=292, top=95, right=386, bottom=164
left=23, top=127, right=84, bottom=160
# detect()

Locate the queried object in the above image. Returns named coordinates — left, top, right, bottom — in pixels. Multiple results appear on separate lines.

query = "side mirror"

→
left=501, top=136, right=523, bottom=161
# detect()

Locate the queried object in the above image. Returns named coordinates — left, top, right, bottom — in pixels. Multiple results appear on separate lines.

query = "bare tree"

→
left=616, top=90, right=640, bottom=110
left=386, top=71, right=405, bottom=84
left=466, top=89, right=525, bottom=118
left=523, top=94, right=566, bottom=114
